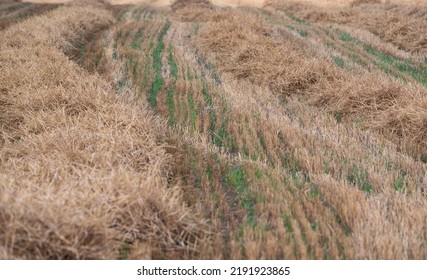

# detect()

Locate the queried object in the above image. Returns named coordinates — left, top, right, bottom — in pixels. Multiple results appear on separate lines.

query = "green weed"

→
left=168, top=45, right=178, bottom=80
left=227, top=167, right=256, bottom=228
left=332, top=55, right=345, bottom=69
left=298, top=29, right=308, bottom=37
left=339, top=31, right=355, bottom=42
left=348, top=165, right=373, bottom=194
left=394, top=171, right=407, bottom=192
left=310, top=222, right=318, bottom=231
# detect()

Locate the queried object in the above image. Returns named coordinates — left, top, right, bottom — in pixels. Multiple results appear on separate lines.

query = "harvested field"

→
left=1, top=0, right=427, bottom=260
left=0, top=0, right=60, bottom=30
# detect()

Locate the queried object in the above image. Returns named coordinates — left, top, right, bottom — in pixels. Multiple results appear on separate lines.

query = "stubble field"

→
left=1, top=0, right=426, bottom=259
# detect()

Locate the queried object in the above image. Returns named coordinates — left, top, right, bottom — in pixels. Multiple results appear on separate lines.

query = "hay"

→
left=196, top=11, right=339, bottom=95
left=310, top=72, right=427, bottom=156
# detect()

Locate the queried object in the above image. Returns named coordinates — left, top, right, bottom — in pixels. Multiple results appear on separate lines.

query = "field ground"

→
left=1, top=0, right=427, bottom=259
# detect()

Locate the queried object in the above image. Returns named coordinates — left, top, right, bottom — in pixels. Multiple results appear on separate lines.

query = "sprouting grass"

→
left=310, top=183, right=320, bottom=199
left=196, top=54, right=222, bottom=85
left=332, top=55, right=345, bottom=69
left=286, top=24, right=308, bottom=37
left=131, top=28, right=143, bottom=50
left=334, top=27, right=427, bottom=85
left=364, top=45, right=427, bottom=85
left=364, top=45, right=394, bottom=64
left=339, top=31, right=355, bottom=42
left=148, top=21, right=170, bottom=108
left=292, top=171, right=302, bottom=189
left=298, top=29, right=308, bottom=38
left=369, top=57, right=402, bottom=80
left=310, top=222, right=318, bottom=232
left=206, top=165, right=214, bottom=182
left=394, top=172, right=407, bottom=192
left=213, top=119, right=229, bottom=148
left=255, top=167, right=263, bottom=180
left=281, top=213, right=293, bottom=233
left=201, top=75, right=224, bottom=147
left=347, top=51, right=368, bottom=68
left=148, top=75, right=163, bottom=108
left=395, top=62, right=427, bottom=85
left=168, top=45, right=178, bottom=80
left=116, top=79, right=126, bottom=92
left=227, top=166, right=256, bottom=228
left=285, top=12, right=306, bottom=25
left=201, top=76, right=213, bottom=106
left=347, top=165, right=373, bottom=194
left=286, top=24, right=295, bottom=31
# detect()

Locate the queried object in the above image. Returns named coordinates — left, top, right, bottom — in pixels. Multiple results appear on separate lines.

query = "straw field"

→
left=1, top=0, right=426, bottom=259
